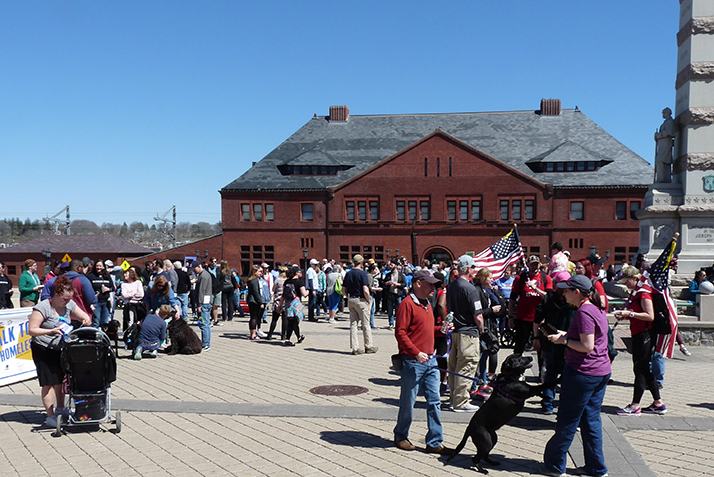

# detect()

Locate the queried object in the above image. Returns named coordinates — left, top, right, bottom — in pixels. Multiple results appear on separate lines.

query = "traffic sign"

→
left=61, top=254, right=72, bottom=263
left=121, top=260, right=131, bottom=271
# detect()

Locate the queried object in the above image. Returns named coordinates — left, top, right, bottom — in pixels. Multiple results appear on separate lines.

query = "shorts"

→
left=212, top=292, right=222, bottom=306
left=31, top=342, right=64, bottom=387
left=327, top=292, right=341, bottom=311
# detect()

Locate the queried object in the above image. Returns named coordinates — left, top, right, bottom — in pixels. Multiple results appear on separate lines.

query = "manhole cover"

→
left=309, top=385, right=369, bottom=396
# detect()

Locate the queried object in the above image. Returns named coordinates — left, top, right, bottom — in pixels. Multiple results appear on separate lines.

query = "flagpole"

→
left=513, top=223, right=528, bottom=270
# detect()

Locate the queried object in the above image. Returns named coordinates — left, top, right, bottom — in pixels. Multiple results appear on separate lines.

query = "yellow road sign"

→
left=61, top=254, right=72, bottom=263
left=121, top=260, right=131, bottom=271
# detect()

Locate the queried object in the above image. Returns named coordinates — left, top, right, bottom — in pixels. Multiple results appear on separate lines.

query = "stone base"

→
left=696, top=294, right=714, bottom=321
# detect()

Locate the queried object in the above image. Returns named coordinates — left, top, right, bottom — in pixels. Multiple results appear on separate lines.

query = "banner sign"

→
left=0, top=307, right=36, bottom=387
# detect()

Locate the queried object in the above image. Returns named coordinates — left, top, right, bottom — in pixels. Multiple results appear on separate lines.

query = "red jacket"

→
left=395, top=294, right=444, bottom=358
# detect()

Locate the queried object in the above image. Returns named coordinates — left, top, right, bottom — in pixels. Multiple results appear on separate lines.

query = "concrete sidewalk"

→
left=0, top=311, right=712, bottom=476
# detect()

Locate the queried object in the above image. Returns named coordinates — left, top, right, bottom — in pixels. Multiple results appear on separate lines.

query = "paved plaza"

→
left=1, top=310, right=712, bottom=476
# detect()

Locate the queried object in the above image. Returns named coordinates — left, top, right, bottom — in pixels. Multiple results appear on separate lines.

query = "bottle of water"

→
left=441, top=311, right=454, bottom=334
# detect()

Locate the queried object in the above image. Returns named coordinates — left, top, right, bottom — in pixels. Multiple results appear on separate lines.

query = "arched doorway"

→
left=423, top=247, right=453, bottom=266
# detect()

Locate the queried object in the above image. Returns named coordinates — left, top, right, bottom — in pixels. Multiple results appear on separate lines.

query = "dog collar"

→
left=492, top=383, right=526, bottom=403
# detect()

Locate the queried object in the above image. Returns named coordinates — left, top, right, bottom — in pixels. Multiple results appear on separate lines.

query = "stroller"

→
left=56, top=327, right=121, bottom=436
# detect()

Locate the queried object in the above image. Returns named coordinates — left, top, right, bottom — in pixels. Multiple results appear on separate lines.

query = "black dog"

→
left=447, top=354, right=557, bottom=474
left=101, top=320, right=121, bottom=355
left=165, top=318, right=203, bottom=355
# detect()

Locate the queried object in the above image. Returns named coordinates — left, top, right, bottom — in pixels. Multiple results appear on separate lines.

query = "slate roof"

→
left=222, top=108, right=653, bottom=192
left=2, top=235, right=153, bottom=255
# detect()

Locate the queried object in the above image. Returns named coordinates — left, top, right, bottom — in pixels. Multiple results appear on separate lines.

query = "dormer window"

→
left=277, top=164, right=354, bottom=176
left=530, top=160, right=606, bottom=173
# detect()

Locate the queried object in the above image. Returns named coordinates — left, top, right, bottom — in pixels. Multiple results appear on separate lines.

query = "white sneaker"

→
left=451, top=403, right=480, bottom=412
left=256, top=330, right=267, bottom=338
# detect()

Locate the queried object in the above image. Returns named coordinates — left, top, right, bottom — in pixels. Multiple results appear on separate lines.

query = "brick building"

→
left=156, top=100, right=653, bottom=275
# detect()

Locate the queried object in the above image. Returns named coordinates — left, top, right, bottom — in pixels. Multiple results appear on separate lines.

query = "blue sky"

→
left=0, top=1, right=681, bottom=225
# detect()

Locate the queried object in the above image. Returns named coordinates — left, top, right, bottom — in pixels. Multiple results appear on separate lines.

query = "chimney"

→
left=329, top=105, right=349, bottom=121
left=540, top=98, right=561, bottom=116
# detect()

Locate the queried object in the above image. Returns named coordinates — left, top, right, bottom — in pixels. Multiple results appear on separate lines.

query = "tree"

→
left=120, top=222, right=129, bottom=237
left=71, top=220, right=100, bottom=235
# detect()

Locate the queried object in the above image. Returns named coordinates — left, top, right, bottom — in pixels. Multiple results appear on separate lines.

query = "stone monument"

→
left=638, top=0, right=714, bottom=276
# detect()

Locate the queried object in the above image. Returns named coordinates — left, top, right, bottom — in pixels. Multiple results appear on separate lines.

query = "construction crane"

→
left=154, top=205, right=177, bottom=249
left=43, top=205, right=70, bottom=235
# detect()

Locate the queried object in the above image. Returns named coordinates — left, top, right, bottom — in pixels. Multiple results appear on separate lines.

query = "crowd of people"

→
left=5, top=244, right=700, bottom=475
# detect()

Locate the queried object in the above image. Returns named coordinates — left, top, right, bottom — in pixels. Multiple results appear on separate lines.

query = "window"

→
left=265, top=204, right=274, bottom=221
left=346, top=201, right=355, bottom=221
left=253, top=203, right=263, bottom=221
left=512, top=200, right=522, bottom=221
left=424, top=158, right=428, bottom=177
left=241, top=245, right=274, bottom=276
left=301, top=203, right=314, bottom=221
left=616, top=201, right=627, bottom=220
left=471, top=200, right=481, bottom=220
left=7, top=265, right=16, bottom=275
left=449, top=157, right=452, bottom=176
left=459, top=201, right=468, bottom=221
left=420, top=201, right=430, bottom=221
left=568, top=238, right=585, bottom=249
left=340, top=244, right=385, bottom=262
left=630, top=201, right=640, bottom=220
left=437, top=157, right=440, bottom=177
left=300, top=238, right=314, bottom=248
left=396, top=201, right=405, bottom=221
left=570, top=201, right=584, bottom=220
left=500, top=200, right=509, bottom=220
left=525, top=200, right=534, bottom=220
left=242, top=202, right=272, bottom=221
left=277, top=164, right=354, bottom=176
left=447, top=196, right=482, bottom=221
left=396, top=197, right=429, bottom=221
left=370, top=201, right=379, bottom=220
left=358, top=201, right=367, bottom=221
left=447, top=201, right=456, bottom=221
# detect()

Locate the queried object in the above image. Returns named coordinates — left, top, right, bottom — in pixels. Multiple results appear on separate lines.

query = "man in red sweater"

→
left=393, top=270, right=452, bottom=455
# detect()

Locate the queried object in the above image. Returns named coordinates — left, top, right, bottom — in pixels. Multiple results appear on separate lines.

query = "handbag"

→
left=334, top=277, right=342, bottom=295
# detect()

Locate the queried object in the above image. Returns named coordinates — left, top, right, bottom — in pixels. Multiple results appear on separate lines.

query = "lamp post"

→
left=303, top=248, right=309, bottom=275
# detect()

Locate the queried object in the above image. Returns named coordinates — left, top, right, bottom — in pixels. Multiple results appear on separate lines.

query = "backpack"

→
left=334, top=276, right=342, bottom=295
left=283, top=282, right=296, bottom=305
left=122, top=322, right=141, bottom=350
left=211, top=271, right=222, bottom=295
left=651, top=292, right=672, bottom=335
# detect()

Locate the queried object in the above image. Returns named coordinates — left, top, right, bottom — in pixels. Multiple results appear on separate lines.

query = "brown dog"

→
left=165, top=318, right=203, bottom=355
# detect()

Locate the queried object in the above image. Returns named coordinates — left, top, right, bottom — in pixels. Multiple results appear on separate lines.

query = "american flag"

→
left=639, top=236, right=679, bottom=358
left=472, top=227, right=526, bottom=280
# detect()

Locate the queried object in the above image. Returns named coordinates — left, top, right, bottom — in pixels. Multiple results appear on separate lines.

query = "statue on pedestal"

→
left=654, top=107, right=675, bottom=183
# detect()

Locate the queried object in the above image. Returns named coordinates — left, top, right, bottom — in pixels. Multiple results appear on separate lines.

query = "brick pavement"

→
left=0, top=310, right=712, bottom=476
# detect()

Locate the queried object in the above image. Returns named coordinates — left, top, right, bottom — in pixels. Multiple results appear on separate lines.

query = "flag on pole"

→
left=640, top=235, right=679, bottom=358
left=472, top=227, right=526, bottom=280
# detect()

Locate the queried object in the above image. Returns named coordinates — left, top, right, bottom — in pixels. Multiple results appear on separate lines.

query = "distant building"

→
left=0, top=235, right=152, bottom=278
left=147, top=100, right=653, bottom=275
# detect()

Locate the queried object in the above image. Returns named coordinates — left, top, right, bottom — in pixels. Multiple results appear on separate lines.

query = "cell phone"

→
left=539, top=322, right=558, bottom=336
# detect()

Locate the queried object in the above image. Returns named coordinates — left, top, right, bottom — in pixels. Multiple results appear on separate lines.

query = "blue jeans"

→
left=176, top=292, right=190, bottom=320
left=370, top=296, right=376, bottom=328
left=650, top=351, right=665, bottom=387
left=198, top=304, right=212, bottom=348
left=393, top=355, right=443, bottom=448
left=92, top=302, right=111, bottom=327
left=543, top=365, right=610, bottom=476
left=541, top=345, right=566, bottom=412
left=386, top=294, right=401, bottom=326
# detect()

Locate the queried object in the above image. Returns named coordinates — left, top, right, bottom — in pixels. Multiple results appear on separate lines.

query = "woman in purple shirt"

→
left=543, top=275, right=611, bottom=477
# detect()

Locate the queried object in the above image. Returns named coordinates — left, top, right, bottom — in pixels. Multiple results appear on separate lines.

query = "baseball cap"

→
left=309, top=259, right=319, bottom=265
left=457, top=254, right=475, bottom=268
left=556, top=275, right=593, bottom=293
left=586, top=253, right=607, bottom=264
left=104, top=260, right=114, bottom=268
left=190, top=260, right=201, bottom=270
left=432, top=271, right=446, bottom=286
left=82, top=257, right=94, bottom=266
left=291, top=265, right=302, bottom=273
left=528, top=255, right=541, bottom=264
left=413, top=269, right=440, bottom=284
left=618, top=265, right=642, bottom=284
left=353, top=254, right=364, bottom=264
